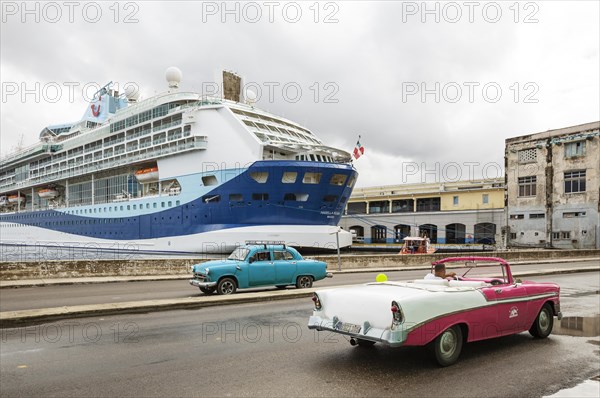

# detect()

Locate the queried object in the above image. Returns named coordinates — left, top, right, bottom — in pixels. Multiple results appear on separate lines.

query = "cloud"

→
left=1, top=1, right=598, bottom=186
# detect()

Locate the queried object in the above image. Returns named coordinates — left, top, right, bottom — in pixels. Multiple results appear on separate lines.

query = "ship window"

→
left=324, top=195, right=337, bottom=202
left=168, top=201, right=172, bottom=207
left=330, top=174, right=347, bottom=186
left=229, top=194, right=243, bottom=201
left=282, top=172, right=297, bottom=184
left=153, top=203, right=157, bottom=208
left=303, top=172, right=321, bottom=184
left=127, top=205, right=130, bottom=210
left=252, top=193, right=269, bottom=201
left=250, top=172, right=269, bottom=183
left=146, top=203, right=150, bottom=209
left=161, top=202, right=165, bottom=208
left=284, top=193, right=309, bottom=202
left=120, top=206, right=123, bottom=210
left=346, top=175, right=357, bottom=188
left=202, top=175, right=218, bottom=186
left=176, top=200, right=180, bottom=206
left=133, top=205, right=137, bottom=210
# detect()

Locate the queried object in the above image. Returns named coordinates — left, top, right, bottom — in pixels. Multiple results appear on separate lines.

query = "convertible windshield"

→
left=228, top=248, right=250, bottom=261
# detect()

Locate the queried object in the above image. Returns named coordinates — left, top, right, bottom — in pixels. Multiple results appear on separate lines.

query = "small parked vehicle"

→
left=190, top=242, right=332, bottom=295
left=308, top=256, right=562, bottom=366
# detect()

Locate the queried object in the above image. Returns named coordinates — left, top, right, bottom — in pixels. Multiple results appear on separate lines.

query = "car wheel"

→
left=433, top=325, right=463, bottom=367
left=356, top=339, right=376, bottom=347
left=199, top=287, right=215, bottom=295
left=529, top=303, right=553, bottom=338
left=217, top=278, right=237, bottom=295
left=296, top=275, right=313, bottom=289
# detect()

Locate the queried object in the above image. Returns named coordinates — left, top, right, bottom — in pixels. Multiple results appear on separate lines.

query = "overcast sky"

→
left=1, top=1, right=598, bottom=187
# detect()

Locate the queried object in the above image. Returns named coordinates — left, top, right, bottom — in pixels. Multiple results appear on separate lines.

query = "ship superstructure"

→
left=0, top=69, right=357, bottom=256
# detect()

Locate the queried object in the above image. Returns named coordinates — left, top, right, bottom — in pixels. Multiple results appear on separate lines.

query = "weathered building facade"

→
left=340, top=179, right=504, bottom=244
left=505, top=121, right=600, bottom=249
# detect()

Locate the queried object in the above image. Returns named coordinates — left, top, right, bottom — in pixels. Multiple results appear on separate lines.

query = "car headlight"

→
left=205, top=268, right=210, bottom=275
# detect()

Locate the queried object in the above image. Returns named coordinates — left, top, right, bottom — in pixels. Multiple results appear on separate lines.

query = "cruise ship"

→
left=0, top=69, right=357, bottom=256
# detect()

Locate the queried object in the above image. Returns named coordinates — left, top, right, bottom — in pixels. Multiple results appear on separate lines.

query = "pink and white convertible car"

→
left=308, top=257, right=562, bottom=366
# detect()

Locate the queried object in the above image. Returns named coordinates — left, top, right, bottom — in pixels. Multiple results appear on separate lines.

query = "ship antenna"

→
left=165, top=67, right=182, bottom=90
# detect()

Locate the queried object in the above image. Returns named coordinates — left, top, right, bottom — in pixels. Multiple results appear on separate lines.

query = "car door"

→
left=490, top=283, right=530, bottom=335
left=248, top=250, right=276, bottom=286
left=273, top=250, right=297, bottom=284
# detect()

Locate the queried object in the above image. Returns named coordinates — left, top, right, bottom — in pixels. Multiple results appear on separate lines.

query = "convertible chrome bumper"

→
left=308, top=315, right=407, bottom=347
left=326, top=272, right=333, bottom=278
left=189, top=279, right=217, bottom=288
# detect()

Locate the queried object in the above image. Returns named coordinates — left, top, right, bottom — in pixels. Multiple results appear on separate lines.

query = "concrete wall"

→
left=1, top=250, right=598, bottom=280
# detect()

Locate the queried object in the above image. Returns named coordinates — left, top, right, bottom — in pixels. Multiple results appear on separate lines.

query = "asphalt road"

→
left=0, top=260, right=597, bottom=312
left=1, top=272, right=598, bottom=398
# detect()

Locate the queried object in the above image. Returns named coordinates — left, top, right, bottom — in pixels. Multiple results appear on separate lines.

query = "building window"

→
left=453, top=196, right=459, bottom=206
left=553, top=231, right=572, bottom=240
left=510, top=214, right=525, bottom=220
left=482, top=194, right=489, bottom=204
left=564, top=170, right=586, bottom=193
left=518, top=176, right=537, bottom=197
left=529, top=213, right=545, bottom=219
left=564, top=141, right=585, bottom=158
left=416, top=197, right=440, bottom=212
left=563, top=211, right=586, bottom=218
left=518, top=148, right=537, bottom=163
left=509, top=233, right=517, bottom=240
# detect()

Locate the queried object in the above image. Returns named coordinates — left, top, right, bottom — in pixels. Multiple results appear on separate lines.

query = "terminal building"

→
left=340, top=179, right=504, bottom=244
left=505, top=121, right=600, bottom=249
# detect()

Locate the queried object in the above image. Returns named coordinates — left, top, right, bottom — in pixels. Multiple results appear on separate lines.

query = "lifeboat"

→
left=7, top=194, right=26, bottom=205
left=38, top=188, right=59, bottom=199
left=134, top=166, right=159, bottom=183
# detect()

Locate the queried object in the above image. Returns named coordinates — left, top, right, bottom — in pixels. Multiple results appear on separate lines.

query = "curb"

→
left=1, top=265, right=598, bottom=328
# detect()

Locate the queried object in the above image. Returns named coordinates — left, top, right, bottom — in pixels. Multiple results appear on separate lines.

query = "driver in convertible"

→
left=424, top=263, right=457, bottom=280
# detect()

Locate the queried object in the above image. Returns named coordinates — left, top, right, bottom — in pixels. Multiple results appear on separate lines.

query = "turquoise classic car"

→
left=189, top=242, right=332, bottom=295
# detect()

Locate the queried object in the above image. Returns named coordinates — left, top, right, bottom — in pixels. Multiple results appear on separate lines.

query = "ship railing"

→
left=1, top=139, right=208, bottom=192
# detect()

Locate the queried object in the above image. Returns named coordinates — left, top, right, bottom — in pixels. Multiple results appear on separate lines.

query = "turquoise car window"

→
left=228, top=248, right=250, bottom=261
left=256, top=251, right=271, bottom=261
left=284, top=251, right=294, bottom=260
left=274, top=251, right=287, bottom=260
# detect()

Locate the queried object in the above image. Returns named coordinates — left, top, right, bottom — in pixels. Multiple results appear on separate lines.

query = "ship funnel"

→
left=165, top=66, right=182, bottom=89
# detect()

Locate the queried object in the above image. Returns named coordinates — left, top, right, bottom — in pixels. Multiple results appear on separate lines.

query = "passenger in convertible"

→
left=424, top=263, right=457, bottom=280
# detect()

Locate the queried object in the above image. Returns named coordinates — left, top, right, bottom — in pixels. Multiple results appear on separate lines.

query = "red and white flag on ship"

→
left=353, top=136, right=365, bottom=159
